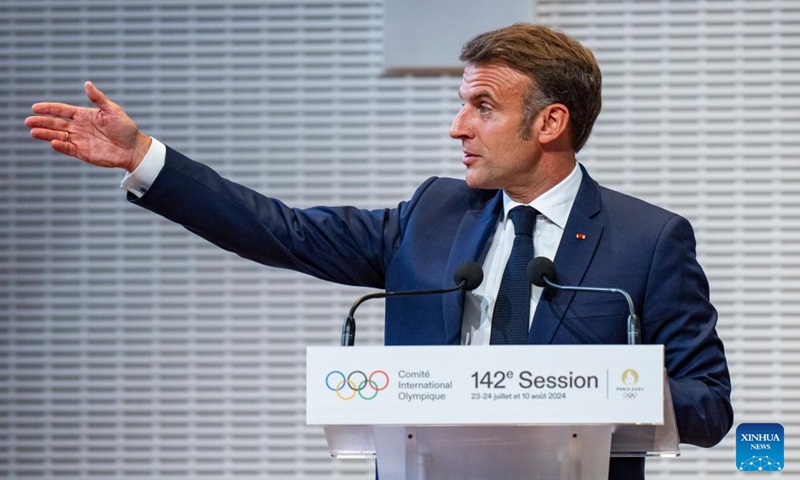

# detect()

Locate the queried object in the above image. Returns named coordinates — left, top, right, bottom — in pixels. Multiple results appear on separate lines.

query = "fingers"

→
left=29, top=127, right=71, bottom=143
left=84, top=81, right=114, bottom=111
left=29, top=81, right=110, bottom=118
left=25, top=115, right=70, bottom=131
left=30, top=102, right=79, bottom=119
left=50, top=139, right=78, bottom=158
left=27, top=116, right=73, bottom=150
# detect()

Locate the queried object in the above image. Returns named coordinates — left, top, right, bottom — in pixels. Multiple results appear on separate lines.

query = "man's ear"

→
left=536, top=103, right=571, bottom=146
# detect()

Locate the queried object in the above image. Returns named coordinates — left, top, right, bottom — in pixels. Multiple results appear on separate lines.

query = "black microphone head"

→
left=453, top=261, right=484, bottom=291
left=527, top=257, right=557, bottom=287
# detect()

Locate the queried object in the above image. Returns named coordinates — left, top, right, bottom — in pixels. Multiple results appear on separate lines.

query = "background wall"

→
left=2, top=0, right=799, bottom=478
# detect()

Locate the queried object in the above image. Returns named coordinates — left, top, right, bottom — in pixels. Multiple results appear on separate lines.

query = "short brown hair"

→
left=460, top=23, right=602, bottom=152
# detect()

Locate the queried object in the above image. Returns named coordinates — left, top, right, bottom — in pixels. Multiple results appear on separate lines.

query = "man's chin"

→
left=464, top=174, right=498, bottom=191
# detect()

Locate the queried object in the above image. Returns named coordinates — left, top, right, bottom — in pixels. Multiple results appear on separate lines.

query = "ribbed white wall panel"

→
left=2, top=1, right=799, bottom=479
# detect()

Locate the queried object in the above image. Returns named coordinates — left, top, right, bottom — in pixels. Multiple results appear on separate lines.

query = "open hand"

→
left=25, top=81, right=152, bottom=172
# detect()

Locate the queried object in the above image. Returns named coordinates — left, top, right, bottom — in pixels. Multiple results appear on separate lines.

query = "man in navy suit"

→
left=27, top=23, right=731, bottom=479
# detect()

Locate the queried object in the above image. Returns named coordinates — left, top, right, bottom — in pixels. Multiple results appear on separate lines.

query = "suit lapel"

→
left=441, top=190, right=503, bottom=344
left=528, top=166, right=604, bottom=344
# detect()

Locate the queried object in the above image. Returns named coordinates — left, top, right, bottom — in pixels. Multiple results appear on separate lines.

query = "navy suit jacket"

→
left=133, top=146, right=733, bottom=479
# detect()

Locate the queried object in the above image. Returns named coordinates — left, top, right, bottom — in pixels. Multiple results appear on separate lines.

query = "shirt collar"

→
left=501, top=162, right=583, bottom=230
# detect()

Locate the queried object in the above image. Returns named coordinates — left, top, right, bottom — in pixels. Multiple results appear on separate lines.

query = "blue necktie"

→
left=490, top=205, right=538, bottom=344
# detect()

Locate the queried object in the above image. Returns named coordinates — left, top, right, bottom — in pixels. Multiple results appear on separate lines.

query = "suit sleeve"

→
left=129, top=146, right=437, bottom=289
left=643, top=215, right=733, bottom=447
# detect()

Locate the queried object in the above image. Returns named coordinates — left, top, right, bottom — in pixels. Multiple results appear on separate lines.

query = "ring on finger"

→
left=64, top=132, right=71, bottom=143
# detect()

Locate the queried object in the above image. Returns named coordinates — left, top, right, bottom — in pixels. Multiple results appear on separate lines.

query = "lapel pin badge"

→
left=576, top=233, right=586, bottom=240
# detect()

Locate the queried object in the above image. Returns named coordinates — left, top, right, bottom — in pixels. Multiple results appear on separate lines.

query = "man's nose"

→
left=450, top=107, right=471, bottom=139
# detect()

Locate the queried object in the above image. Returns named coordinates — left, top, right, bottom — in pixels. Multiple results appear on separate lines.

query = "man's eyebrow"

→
left=458, top=90, right=495, bottom=102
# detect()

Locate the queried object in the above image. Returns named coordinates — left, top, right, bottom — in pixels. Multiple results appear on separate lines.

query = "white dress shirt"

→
left=121, top=140, right=582, bottom=346
left=121, top=138, right=166, bottom=198
left=460, top=164, right=583, bottom=345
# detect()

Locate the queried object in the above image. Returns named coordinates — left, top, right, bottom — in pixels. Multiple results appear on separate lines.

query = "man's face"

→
left=450, top=63, right=541, bottom=193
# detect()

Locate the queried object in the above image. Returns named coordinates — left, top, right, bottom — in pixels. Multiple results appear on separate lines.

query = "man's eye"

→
left=479, top=105, right=491, bottom=114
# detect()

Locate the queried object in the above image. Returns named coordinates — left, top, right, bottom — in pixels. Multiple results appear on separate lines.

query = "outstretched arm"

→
left=25, top=81, right=151, bottom=172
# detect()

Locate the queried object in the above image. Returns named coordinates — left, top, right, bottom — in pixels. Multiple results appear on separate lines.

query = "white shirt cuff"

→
left=120, top=138, right=166, bottom=198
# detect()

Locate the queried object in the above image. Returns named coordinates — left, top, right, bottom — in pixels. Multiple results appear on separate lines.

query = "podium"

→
left=307, top=345, right=679, bottom=480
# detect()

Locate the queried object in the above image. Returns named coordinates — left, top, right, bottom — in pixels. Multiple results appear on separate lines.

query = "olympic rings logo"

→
left=326, top=370, right=390, bottom=400
left=623, top=392, right=638, bottom=400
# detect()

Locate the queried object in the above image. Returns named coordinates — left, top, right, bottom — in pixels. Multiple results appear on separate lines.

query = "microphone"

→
left=526, top=257, right=641, bottom=345
left=341, top=261, right=484, bottom=346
